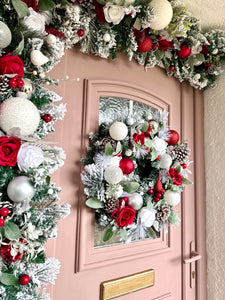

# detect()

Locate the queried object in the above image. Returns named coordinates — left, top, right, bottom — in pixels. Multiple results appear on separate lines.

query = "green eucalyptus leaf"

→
left=175, top=165, right=181, bottom=173
left=187, top=55, right=194, bottom=69
left=141, top=122, right=149, bottom=132
left=144, top=139, right=154, bottom=148
left=0, top=273, right=19, bottom=286
left=155, top=49, right=164, bottom=60
left=133, top=17, right=141, bottom=30
left=168, top=211, right=179, bottom=224
left=181, top=177, right=193, bottom=185
left=4, top=222, right=22, bottom=240
left=195, top=53, right=205, bottom=62
left=153, top=220, right=159, bottom=231
left=120, top=228, right=127, bottom=241
left=151, top=148, right=158, bottom=161
left=37, top=0, right=55, bottom=11
left=86, top=198, right=104, bottom=209
left=115, top=141, right=122, bottom=154
left=122, top=182, right=139, bottom=193
left=96, top=0, right=107, bottom=4
left=103, top=227, right=114, bottom=242
left=105, top=142, right=114, bottom=156
left=12, top=0, right=29, bottom=18
left=12, top=33, right=24, bottom=56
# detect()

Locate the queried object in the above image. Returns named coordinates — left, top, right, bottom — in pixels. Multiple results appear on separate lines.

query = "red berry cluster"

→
left=169, top=168, right=183, bottom=186
left=8, top=77, right=24, bottom=89
left=133, top=125, right=152, bottom=145
left=42, top=114, right=52, bottom=123
left=0, top=207, right=9, bottom=227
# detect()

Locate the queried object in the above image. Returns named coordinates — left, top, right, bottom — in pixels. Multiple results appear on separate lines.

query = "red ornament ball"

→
left=169, top=66, right=175, bottom=71
left=0, top=208, right=9, bottom=217
left=17, top=78, right=24, bottom=88
left=42, top=114, right=52, bottom=123
left=8, top=78, right=17, bottom=88
left=119, top=157, right=134, bottom=175
left=77, top=29, right=84, bottom=37
left=137, top=36, right=152, bottom=53
left=166, top=130, right=179, bottom=146
left=0, top=219, right=4, bottom=227
left=19, top=274, right=30, bottom=285
left=177, top=44, right=191, bottom=59
left=147, top=188, right=154, bottom=195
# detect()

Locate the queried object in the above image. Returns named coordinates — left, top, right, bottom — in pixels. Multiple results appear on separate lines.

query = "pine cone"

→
left=79, top=0, right=94, bottom=8
left=100, top=137, right=117, bottom=151
left=0, top=76, right=10, bottom=96
left=105, top=197, right=119, bottom=213
left=174, top=143, right=190, bottom=164
left=0, top=201, right=14, bottom=221
left=156, top=203, right=170, bottom=223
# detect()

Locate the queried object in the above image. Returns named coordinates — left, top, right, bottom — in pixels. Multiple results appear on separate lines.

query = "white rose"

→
left=139, top=208, right=156, bottom=227
left=38, top=10, right=53, bottom=26
left=21, top=8, right=46, bottom=33
left=17, top=144, right=44, bottom=172
left=104, top=3, right=126, bottom=25
left=153, top=136, right=168, bottom=156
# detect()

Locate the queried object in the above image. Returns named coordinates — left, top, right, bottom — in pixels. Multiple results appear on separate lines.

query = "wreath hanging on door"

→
left=0, top=0, right=222, bottom=298
left=82, top=109, right=192, bottom=243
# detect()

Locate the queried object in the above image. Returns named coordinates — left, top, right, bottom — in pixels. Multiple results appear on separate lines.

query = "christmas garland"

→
left=82, top=109, right=192, bottom=243
left=0, top=0, right=223, bottom=299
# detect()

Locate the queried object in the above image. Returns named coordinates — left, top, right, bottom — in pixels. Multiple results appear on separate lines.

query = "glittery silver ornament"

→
left=0, top=21, right=12, bottom=49
left=104, top=166, right=123, bottom=184
left=129, top=193, right=143, bottom=210
left=103, top=33, right=111, bottom=42
left=7, top=176, right=35, bottom=203
left=149, top=120, right=159, bottom=134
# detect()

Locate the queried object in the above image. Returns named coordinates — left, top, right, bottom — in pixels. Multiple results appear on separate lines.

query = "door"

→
left=46, top=47, right=206, bottom=300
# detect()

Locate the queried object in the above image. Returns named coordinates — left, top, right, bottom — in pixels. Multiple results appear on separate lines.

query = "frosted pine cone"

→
left=78, top=0, right=94, bottom=8
left=174, top=142, right=190, bottom=164
left=100, top=137, right=117, bottom=151
left=105, top=197, right=119, bottom=213
left=0, top=76, right=10, bottom=96
left=156, top=203, right=170, bottom=223
left=0, top=201, right=14, bottom=221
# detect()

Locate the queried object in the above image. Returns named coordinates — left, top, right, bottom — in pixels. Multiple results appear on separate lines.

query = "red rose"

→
left=0, top=54, right=24, bottom=77
left=133, top=132, right=145, bottom=145
left=0, top=243, right=24, bottom=262
left=0, top=137, right=21, bottom=167
left=94, top=0, right=106, bottom=23
left=22, top=0, right=38, bottom=11
left=158, top=39, right=173, bottom=51
left=169, top=168, right=183, bottom=186
left=111, top=205, right=136, bottom=227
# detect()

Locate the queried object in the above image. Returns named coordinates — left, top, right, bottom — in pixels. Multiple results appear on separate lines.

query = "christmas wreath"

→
left=82, top=109, right=192, bottom=243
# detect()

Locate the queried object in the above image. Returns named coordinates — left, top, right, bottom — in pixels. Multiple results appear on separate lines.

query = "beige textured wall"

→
left=204, top=73, right=225, bottom=300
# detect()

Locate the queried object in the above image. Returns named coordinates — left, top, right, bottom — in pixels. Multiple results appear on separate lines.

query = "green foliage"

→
left=122, top=182, right=139, bottom=193
left=0, top=273, right=19, bottom=286
left=105, top=143, right=114, bottom=156
left=11, top=0, right=29, bottom=18
left=86, top=198, right=104, bottom=209
left=30, top=94, right=51, bottom=109
left=3, top=221, right=21, bottom=240
left=103, top=227, right=114, bottom=242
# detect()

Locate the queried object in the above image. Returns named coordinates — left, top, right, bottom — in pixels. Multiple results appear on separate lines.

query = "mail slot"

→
left=101, top=269, right=155, bottom=300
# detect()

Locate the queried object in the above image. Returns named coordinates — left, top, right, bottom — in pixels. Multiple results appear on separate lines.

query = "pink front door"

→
left=46, top=48, right=206, bottom=300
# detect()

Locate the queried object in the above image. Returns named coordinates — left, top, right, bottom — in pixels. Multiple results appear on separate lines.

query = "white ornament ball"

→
left=22, top=78, right=33, bottom=97
left=164, top=190, right=181, bottom=206
left=30, top=50, right=49, bottom=66
left=73, top=4, right=81, bottom=14
left=0, top=93, right=40, bottom=136
left=104, top=166, right=123, bottom=184
left=103, top=33, right=111, bottom=42
left=129, top=193, right=143, bottom=210
left=7, top=176, right=35, bottom=203
left=45, top=34, right=57, bottom=45
left=145, top=114, right=152, bottom=122
left=149, top=120, right=159, bottom=134
left=126, top=117, right=134, bottom=126
left=159, top=153, right=172, bottom=169
left=109, top=122, right=128, bottom=141
left=125, top=149, right=133, bottom=157
left=149, top=0, right=173, bottom=30
left=0, top=21, right=12, bottom=49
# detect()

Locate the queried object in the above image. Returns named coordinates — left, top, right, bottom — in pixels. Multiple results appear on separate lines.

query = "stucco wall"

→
left=204, top=72, right=225, bottom=299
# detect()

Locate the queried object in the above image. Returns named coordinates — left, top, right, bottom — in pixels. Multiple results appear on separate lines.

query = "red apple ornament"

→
left=137, top=36, right=152, bottom=53
left=177, top=44, right=191, bottom=59
left=119, top=157, right=134, bottom=175
left=166, top=130, right=179, bottom=145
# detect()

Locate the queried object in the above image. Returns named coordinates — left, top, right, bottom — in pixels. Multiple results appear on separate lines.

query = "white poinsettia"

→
left=17, top=144, right=44, bottom=172
left=139, top=207, right=156, bottom=227
left=21, top=8, right=46, bottom=33
left=153, top=136, right=168, bottom=156
left=104, top=3, right=126, bottom=25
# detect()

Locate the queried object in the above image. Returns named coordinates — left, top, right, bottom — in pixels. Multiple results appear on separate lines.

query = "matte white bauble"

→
left=126, top=117, right=134, bottom=126
left=103, top=33, right=111, bottom=42
left=109, top=122, right=128, bottom=141
left=30, top=50, right=49, bottom=66
left=45, top=34, right=57, bottom=45
left=0, top=21, right=12, bottom=49
left=22, top=78, right=33, bottom=97
left=125, top=149, right=133, bottom=157
left=149, top=120, right=159, bottom=134
left=145, top=114, right=152, bottom=122
left=164, top=190, right=181, bottom=206
left=7, top=176, right=35, bottom=203
left=129, top=193, right=143, bottom=210
left=149, top=0, right=173, bottom=30
left=159, top=153, right=172, bottom=169
left=104, top=166, right=123, bottom=184
left=0, top=93, right=40, bottom=136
